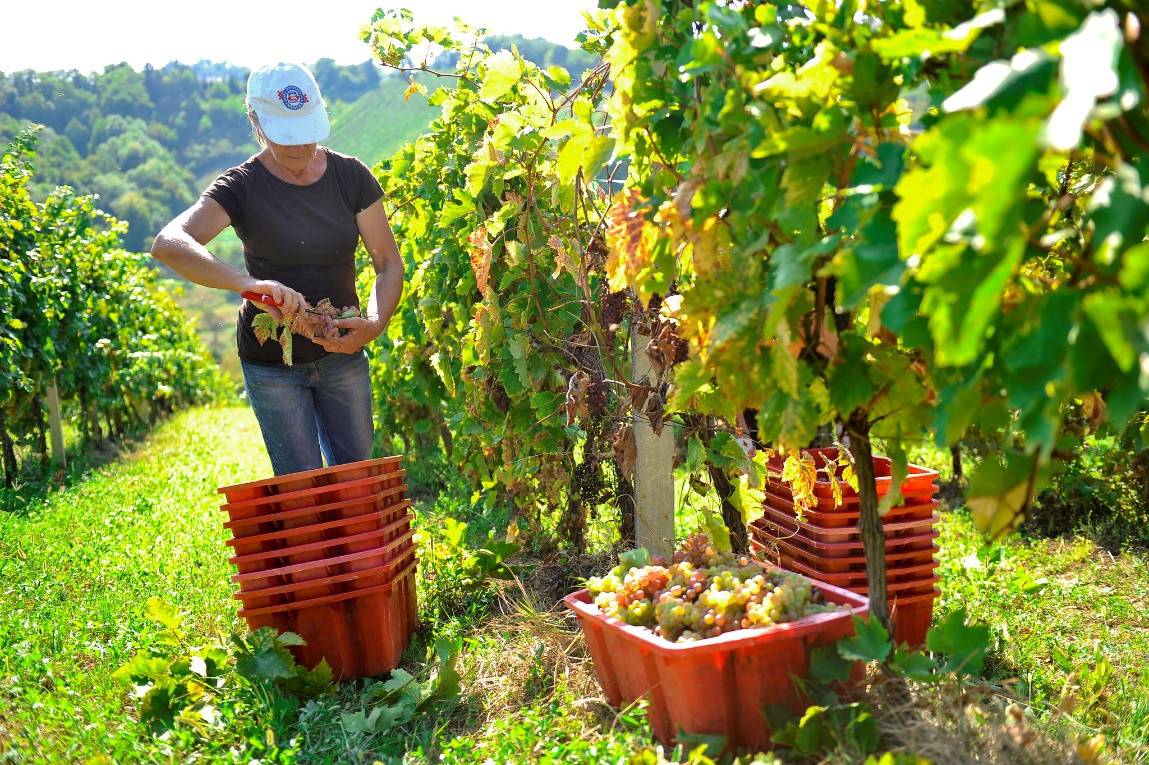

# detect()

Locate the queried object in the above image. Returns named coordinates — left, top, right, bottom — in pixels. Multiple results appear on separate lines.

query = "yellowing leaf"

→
left=403, top=78, right=427, bottom=101
left=968, top=486, right=1028, bottom=539
left=605, top=189, right=654, bottom=293
left=967, top=453, right=1046, bottom=540
left=691, top=216, right=719, bottom=276
left=467, top=226, right=493, bottom=298
left=548, top=235, right=573, bottom=280
left=824, top=459, right=843, bottom=508
left=251, top=312, right=279, bottom=346
left=841, top=456, right=859, bottom=493
left=781, top=449, right=819, bottom=518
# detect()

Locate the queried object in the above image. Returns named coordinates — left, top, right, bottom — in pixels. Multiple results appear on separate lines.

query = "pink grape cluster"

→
left=293, top=298, right=360, bottom=342
left=586, top=534, right=840, bottom=643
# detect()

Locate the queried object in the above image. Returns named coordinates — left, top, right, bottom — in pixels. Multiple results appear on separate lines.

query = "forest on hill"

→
left=0, top=59, right=383, bottom=251
left=0, top=37, right=595, bottom=252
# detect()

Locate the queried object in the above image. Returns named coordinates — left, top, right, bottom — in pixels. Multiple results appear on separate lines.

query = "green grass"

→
left=0, top=406, right=270, bottom=761
left=325, top=73, right=439, bottom=168
left=1, top=406, right=1146, bottom=763
left=937, top=511, right=1149, bottom=759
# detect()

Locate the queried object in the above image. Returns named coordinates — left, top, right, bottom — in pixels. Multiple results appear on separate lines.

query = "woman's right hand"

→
left=242, top=279, right=306, bottom=321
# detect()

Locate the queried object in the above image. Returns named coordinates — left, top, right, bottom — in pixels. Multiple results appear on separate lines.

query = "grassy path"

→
left=937, top=514, right=1149, bottom=758
left=1, top=405, right=1146, bottom=763
left=0, top=406, right=269, bottom=762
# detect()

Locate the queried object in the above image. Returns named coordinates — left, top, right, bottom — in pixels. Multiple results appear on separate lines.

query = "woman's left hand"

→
left=315, top=316, right=383, bottom=354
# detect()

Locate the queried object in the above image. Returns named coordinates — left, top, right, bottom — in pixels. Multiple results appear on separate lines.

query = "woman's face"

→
left=264, top=136, right=318, bottom=173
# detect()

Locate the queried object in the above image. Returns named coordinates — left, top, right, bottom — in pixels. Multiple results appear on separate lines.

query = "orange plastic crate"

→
left=236, top=547, right=416, bottom=610
left=763, top=490, right=938, bottom=528
left=219, top=471, right=404, bottom=523
left=766, top=448, right=939, bottom=501
left=218, top=456, right=403, bottom=503
left=565, top=570, right=868, bottom=752
left=232, top=531, right=415, bottom=600
left=758, top=505, right=938, bottom=545
left=240, top=559, right=417, bottom=679
left=889, top=588, right=939, bottom=647
left=751, top=535, right=939, bottom=575
left=774, top=556, right=939, bottom=596
left=229, top=512, right=413, bottom=575
left=750, top=518, right=939, bottom=560
left=223, top=483, right=408, bottom=539
left=226, top=497, right=411, bottom=556
left=765, top=481, right=938, bottom=512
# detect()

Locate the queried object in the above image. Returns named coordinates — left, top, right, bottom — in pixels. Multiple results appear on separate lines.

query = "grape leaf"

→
left=809, top=644, right=854, bottom=683
left=967, top=452, right=1048, bottom=539
left=278, top=322, right=294, bottom=367
left=838, top=615, right=892, bottom=662
left=145, top=597, right=184, bottom=631
left=889, top=648, right=938, bottom=682
left=925, top=608, right=989, bottom=676
left=251, top=312, right=279, bottom=346
left=479, top=50, right=524, bottom=102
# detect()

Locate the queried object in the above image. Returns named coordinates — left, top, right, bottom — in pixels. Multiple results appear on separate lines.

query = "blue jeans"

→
left=241, top=351, right=374, bottom=476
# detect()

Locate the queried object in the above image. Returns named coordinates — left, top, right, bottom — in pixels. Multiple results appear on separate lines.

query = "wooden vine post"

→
left=631, top=329, right=674, bottom=558
left=46, top=379, right=67, bottom=468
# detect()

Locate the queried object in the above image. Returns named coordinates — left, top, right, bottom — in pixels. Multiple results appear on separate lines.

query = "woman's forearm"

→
left=151, top=229, right=254, bottom=293
left=366, top=264, right=403, bottom=330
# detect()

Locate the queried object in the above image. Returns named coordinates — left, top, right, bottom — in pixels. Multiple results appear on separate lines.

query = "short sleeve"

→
left=353, top=158, right=384, bottom=213
left=202, top=168, right=246, bottom=226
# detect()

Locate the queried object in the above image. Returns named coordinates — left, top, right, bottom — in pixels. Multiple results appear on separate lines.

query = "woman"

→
left=151, top=62, right=403, bottom=475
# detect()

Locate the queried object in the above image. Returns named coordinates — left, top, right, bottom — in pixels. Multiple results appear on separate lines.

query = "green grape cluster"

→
left=586, top=534, right=842, bottom=643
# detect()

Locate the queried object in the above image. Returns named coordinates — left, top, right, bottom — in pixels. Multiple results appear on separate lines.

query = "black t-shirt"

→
left=203, top=147, right=383, bottom=365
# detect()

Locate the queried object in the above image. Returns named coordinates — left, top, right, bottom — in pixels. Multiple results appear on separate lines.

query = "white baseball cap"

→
left=246, top=62, right=330, bottom=145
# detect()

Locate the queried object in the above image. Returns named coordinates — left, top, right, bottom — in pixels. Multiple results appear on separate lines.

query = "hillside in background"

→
left=0, top=36, right=598, bottom=252
left=326, top=71, right=440, bottom=168
left=0, top=58, right=411, bottom=251
left=1, top=36, right=599, bottom=380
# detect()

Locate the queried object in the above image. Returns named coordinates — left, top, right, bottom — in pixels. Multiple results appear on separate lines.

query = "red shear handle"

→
left=241, top=290, right=283, bottom=307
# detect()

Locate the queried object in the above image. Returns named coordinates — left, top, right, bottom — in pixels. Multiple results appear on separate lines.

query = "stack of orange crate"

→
left=217, top=456, right=416, bottom=679
left=749, top=447, right=940, bottom=646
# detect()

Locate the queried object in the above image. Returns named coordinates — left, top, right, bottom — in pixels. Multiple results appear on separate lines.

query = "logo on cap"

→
left=276, top=85, right=309, bottom=111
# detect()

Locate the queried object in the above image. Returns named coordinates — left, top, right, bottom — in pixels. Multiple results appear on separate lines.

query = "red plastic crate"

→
left=766, top=448, right=939, bottom=501
left=218, top=456, right=403, bottom=504
left=749, top=543, right=940, bottom=648
left=229, top=513, right=413, bottom=575
left=763, top=491, right=938, bottom=528
left=776, top=555, right=939, bottom=587
left=233, top=531, right=415, bottom=599
left=890, top=588, right=938, bottom=647
left=758, top=505, right=938, bottom=545
left=226, top=497, right=411, bottom=556
left=220, top=472, right=404, bottom=523
left=750, top=519, right=939, bottom=560
left=763, top=485, right=939, bottom=514
left=751, top=536, right=939, bottom=575
left=240, top=559, right=417, bottom=679
left=564, top=571, right=868, bottom=752
left=236, top=547, right=416, bottom=610
left=775, top=557, right=939, bottom=596
left=223, top=483, right=408, bottom=539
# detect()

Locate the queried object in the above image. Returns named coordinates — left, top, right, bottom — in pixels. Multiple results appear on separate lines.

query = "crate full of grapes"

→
left=564, top=536, right=868, bottom=753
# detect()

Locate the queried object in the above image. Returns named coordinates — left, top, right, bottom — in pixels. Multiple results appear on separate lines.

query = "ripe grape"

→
left=585, top=533, right=844, bottom=643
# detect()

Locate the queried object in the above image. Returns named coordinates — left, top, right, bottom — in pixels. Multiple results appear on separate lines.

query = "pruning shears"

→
left=241, top=290, right=328, bottom=316
left=241, top=290, right=283, bottom=307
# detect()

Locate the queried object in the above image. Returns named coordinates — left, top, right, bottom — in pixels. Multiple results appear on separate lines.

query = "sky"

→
left=1, top=0, right=599, bottom=74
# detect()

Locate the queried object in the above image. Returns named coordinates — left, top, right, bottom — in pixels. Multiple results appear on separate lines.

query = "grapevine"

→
left=1, top=128, right=227, bottom=485
left=586, top=534, right=841, bottom=643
